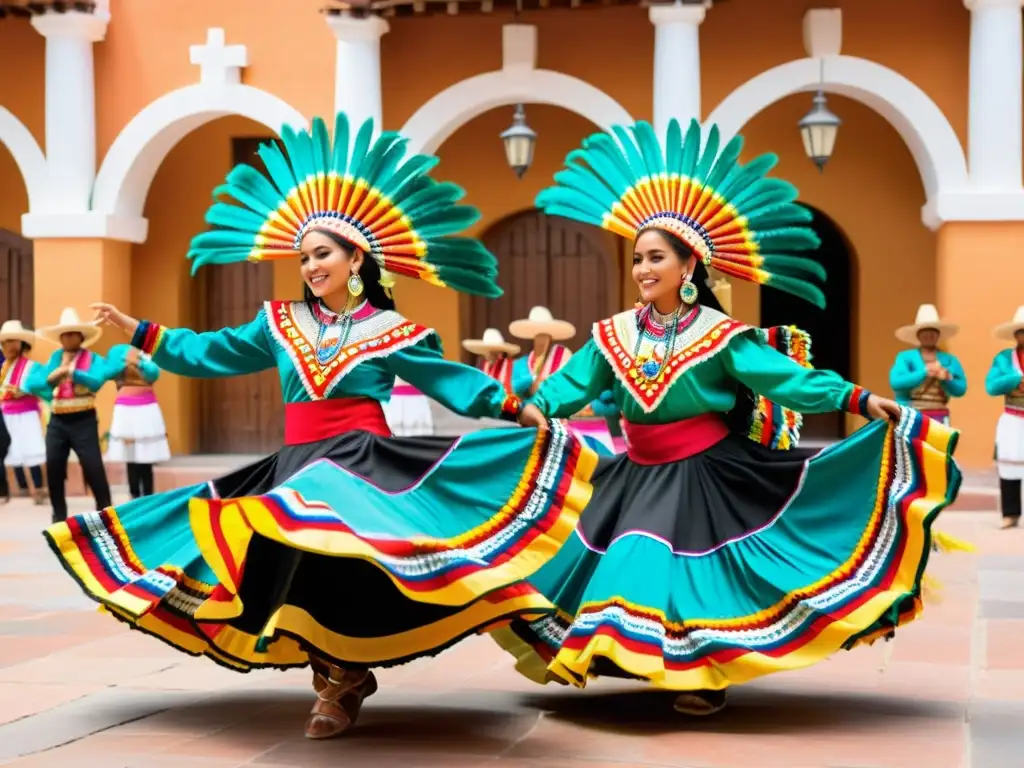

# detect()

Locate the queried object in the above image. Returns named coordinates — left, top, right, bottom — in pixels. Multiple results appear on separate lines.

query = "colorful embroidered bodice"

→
left=530, top=305, right=867, bottom=425
left=132, top=300, right=520, bottom=420
left=25, top=349, right=111, bottom=414
left=889, top=349, right=967, bottom=409
left=0, top=356, right=42, bottom=414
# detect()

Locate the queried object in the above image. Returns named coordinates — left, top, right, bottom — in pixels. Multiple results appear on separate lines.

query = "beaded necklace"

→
left=632, top=304, right=681, bottom=383
left=314, top=301, right=356, bottom=366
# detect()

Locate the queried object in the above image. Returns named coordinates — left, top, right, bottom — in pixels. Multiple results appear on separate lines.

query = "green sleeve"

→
left=889, top=352, right=926, bottom=391
left=531, top=339, right=616, bottom=419
left=386, top=335, right=522, bottom=421
left=941, top=355, right=967, bottom=397
left=71, top=352, right=113, bottom=392
left=985, top=352, right=1023, bottom=396
left=130, top=309, right=275, bottom=379
left=722, top=333, right=869, bottom=416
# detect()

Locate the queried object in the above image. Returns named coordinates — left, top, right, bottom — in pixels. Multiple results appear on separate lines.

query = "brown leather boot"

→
left=305, top=661, right=377, bottom=739
left=673, top=689, right=728, bottom=716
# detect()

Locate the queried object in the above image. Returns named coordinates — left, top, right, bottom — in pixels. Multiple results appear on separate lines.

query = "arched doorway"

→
left=461, top=209, right=621, bottom=363
left=759, top=204, right=854, bottom=440
left=198, top=135, right=283, bottom=454
left=0, top=229, right=33, bottom=324
left=138, top=116, right=286, bottom=456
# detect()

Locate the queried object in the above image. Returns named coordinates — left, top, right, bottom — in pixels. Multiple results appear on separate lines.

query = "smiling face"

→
left=632, top=229, right=697, bottom=309
left=917, top=328, right=940, bottom=349
left=299, top=229, right=363, bottom=303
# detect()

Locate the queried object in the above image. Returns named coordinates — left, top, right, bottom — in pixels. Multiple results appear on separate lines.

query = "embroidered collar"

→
left=311, top=299, right=374, bottom=325
left=264, top=300, right=432, bottom=400
left=593, top=305, right=751, bottom=413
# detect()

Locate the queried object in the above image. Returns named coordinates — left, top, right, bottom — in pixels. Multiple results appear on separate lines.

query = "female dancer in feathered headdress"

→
left=494, top=118, right=964, bottom=715
left=45, top=114, right=597, bottom=739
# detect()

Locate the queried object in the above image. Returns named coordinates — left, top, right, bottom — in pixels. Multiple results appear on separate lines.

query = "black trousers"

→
left=13, top=466, right=44, bottom=490
left=1001, top=478, right=1022, bottom=520
left=126, top=462, right=154, bottom=498
left=46, top=410, right=111, bottom=523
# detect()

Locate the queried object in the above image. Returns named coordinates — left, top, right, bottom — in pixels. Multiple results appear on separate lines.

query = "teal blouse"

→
left=25, top=348, right=111, bottom=402
left=131, top=301, right=520, bottom=421
left=512, top=347, right=619, bottom=419
left=985, top=349, right=1024, bottom=397
left=888, top=349, right=967, bottom=405
left=529, top=307, right=869, bottom=424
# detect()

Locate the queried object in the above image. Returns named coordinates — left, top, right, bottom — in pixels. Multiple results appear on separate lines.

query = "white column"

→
left=965, top=0, right=1024, bottom=190
left=31, top=10, right=108, bottom=214
left=325, top=13, right=390, bottom=131
left=649, top=2, right=710, bottom=137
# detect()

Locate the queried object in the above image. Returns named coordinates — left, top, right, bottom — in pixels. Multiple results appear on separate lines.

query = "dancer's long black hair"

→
left=641, top=227, right=756, bottom=434
left=302, top=229, right=396, bottom=312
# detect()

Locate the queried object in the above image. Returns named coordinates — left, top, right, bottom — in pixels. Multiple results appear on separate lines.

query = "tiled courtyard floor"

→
left=1, top=496, right=1022, bottom=767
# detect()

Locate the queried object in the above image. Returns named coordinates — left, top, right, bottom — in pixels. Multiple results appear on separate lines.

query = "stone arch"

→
left=705, top=56, right=968, bottom=208
left=0, top=106, right=47, bottom=211
left=91, top=84, right=307, bottom=222
left=401, top=69, right=633, bottom=156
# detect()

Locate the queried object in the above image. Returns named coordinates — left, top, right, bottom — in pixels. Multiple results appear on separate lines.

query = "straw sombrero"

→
left=894, top=304, right=959, bottom=346
left=0, top=320, right=38, bottom=347
left=995, top=305, right=1024, bottom=341
left=508, top=306, right=576, bottom=341
left=37, top=307, right=103, bottom=348
left=462, top=328, right=521, bottom=357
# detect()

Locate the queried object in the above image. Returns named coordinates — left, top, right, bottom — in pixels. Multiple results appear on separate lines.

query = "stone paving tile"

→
left=968, top=700, right=1024, bottom=768
left=0, top=501, right=1020, bottom=767
left=979, top=599, right=1024, bottom=619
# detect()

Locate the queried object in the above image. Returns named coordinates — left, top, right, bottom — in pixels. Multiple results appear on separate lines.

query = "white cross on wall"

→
left=189, top=28, right=248, bottom=86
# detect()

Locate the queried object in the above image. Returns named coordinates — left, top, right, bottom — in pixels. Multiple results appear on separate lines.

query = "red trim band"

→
left=845, top=385, right=872, bottom=417
left=622, top=413, right=730, bottom=465
left=500, top=394, right=523, bottom=422
left=284, top=398, right=391, bottom=445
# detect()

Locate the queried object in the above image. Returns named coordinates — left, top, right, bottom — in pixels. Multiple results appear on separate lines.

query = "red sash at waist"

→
left=284, top=398, right=391, bottom=445
left=622, top=412, right=730, bottom=465
left=1006, top=406, right=1024, bottom=419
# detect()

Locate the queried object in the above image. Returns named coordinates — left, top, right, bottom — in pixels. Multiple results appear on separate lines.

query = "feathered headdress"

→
left=188, top=112, right=501, bottom=298
left=535, top=118, right=826, bottom=308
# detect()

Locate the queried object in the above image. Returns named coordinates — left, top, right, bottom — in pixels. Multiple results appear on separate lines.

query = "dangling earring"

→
left=348, top=272, right=364, bottom=297
left=679, top=274, right=699, bottom=305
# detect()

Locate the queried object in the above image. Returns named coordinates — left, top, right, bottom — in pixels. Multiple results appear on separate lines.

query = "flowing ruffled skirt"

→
left=491, top=408, right=963, bottom=691
left=44, top=423, right=595, bottom=671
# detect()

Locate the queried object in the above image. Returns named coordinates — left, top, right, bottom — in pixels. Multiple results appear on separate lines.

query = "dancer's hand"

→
left=46, top=366, right=69, bottom=385
left=518, top=403, right=548, bottom=430
left=866, top=395, right=901, bottom=422
left=91, top=303, right=140, bottom=336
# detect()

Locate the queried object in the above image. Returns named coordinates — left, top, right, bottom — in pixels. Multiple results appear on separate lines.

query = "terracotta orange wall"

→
left=95, top=0, right=333, bottom=157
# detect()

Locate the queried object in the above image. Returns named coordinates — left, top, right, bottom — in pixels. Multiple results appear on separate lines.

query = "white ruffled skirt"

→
left=383, top=382, right=434, bottom=437
left=2, top=407, right=46, bottom=467
left=105, top=393, right=171, bottom=465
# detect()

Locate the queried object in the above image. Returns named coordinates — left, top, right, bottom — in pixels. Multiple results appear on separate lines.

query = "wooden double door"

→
left=0, top=229, right=33, bottom=325
left=462, top=210, right=621, bottom=362
left=198, top=137, right=285, bottom=455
